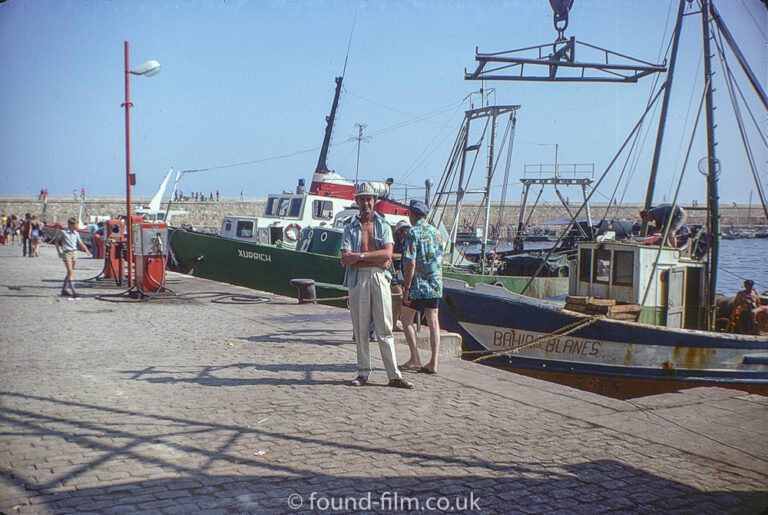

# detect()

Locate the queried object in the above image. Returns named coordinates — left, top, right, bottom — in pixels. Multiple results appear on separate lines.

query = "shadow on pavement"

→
left=1, top=392, right=766, bottom=513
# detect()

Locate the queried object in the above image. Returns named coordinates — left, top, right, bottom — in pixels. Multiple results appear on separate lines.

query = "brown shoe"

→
left=351, top=376, right=368, bottom=387
left=388, top=378, right=414, bottom=389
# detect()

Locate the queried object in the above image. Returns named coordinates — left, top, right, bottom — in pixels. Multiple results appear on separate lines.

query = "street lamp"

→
left=123, top=41, right=160, bottom=288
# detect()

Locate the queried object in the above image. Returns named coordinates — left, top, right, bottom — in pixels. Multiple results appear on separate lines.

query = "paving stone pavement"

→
left=0, top=242, right=767, bottom=514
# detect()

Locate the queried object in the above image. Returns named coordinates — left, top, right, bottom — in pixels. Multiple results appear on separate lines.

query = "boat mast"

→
left=640, top=0, right=686, bottom=236
left=480, top=109, right=498, bottom=275
left=314, top=76, right=343, bottom=175
left=702, top=0, right=720, bottom=328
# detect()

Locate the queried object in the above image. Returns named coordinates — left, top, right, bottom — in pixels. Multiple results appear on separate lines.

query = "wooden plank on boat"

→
left=587, top=298, right=617, bottom=306
left=564, top=298, right=641, bottom=318
left=607, top=304, right=642, bottom=314
left=565, top=296, right=589, bottom=305
left=608, top=313, right=640, bottom=321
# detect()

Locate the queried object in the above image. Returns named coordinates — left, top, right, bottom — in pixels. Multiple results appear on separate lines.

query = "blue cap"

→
left=409, top=200, right=429, bottom=216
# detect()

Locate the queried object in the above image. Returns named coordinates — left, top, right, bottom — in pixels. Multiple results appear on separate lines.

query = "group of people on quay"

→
left=341, top=182, right=444, bottom=389
left=173, top=190, right=220, bottom=202
left=2, top=212, right=43, bottom=257
left=2, top=211, right=90, bottom=298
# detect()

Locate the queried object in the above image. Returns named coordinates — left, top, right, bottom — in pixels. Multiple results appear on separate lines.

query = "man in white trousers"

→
left=340, top=182, right=414, bottom=389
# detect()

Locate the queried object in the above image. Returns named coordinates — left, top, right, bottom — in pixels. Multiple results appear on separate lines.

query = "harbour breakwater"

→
left=1, top=195, right=765, bottom=232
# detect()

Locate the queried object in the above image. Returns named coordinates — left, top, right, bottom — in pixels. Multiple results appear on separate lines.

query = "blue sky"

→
left=1, top=0, right=766, bottom=206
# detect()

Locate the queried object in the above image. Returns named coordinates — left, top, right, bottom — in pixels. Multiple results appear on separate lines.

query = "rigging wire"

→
left=611, top=7, right=676, bottom=215
left=664, top=52, right=704, bottom=204
left=398, top=99, right=472, bottom=185
left=343, top=88, right=465, bottom=131
left=638, top=77, right=710, bottom=314
left=341, top=4, right=357, bottom=79
left=495, top=114, right=517, bottom=232
left=173, top=95, right=469, bottom=177
left=711, top=17, right=768, bottom=221
left=521, top=85, right=668, bottom=296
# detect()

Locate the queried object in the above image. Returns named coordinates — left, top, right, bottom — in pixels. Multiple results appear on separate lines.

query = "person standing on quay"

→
left=55, top=217, right=91, bottom=298
left=341, top=182, right=413, bottom=389
left=391, top=220, right=410, bottom=331
left=29, top=216, right=42, bottom=257
left=20, top=213, right=32, bottom=257
left=399, top=200, right=444, bottom=375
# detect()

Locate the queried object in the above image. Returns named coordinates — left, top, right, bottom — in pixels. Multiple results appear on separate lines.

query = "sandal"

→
left=388, top=378, right=414, bottom=389
left=351, top=375, right=368, bottom=387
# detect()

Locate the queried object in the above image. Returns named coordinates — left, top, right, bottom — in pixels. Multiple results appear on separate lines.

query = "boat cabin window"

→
left=224, top=221, right=232, bottom=232
left=236, top=220, right=254, bottom=238
left=579, top=248, right=592, bottom=282
left=277, top=198, right=290, bottom=216
left=313, top=200, right=333, bottom=220
left=612, top=250, right=634, bottom=285
left=265, top=198, right=277, bottom=216
left=593, top=249, right=611, bottom=283
left=289, top=198, right=303, bottom=217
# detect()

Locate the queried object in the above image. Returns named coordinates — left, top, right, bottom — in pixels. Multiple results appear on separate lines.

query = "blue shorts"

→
left=404, top=297, right=440, bottom=310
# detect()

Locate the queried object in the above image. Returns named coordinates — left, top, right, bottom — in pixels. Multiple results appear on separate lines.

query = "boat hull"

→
left=439, top=282, right=768, bottom=399
left=169, top=228, right=346, bottom=305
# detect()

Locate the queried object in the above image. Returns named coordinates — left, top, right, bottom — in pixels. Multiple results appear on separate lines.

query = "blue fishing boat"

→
left=440, top=0, right=768, bottom=398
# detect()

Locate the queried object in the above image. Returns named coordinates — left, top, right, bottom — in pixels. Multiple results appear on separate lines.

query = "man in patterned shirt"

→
left=398, top=200, right=444, bottom=374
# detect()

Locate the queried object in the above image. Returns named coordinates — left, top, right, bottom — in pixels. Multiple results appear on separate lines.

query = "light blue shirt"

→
left=341, top=212, right=394, bottom=287
left=56, top=228, right=81, bottom=252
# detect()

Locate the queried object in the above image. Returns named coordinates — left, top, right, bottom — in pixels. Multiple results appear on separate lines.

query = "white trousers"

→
left=349, top=267, right=402, bottom=380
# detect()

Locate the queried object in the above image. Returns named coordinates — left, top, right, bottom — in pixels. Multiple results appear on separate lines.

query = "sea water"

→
left=717, top=238, right=768, bottom=295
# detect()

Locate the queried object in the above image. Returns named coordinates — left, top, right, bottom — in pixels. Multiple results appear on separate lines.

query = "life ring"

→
left=284, top=223, right=301, bottom=242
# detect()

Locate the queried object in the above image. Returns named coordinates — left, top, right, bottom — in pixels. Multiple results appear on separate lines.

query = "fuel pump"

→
left=103, top=219, right=125, bottom=281
left=133, top=222, right=169, bottom=294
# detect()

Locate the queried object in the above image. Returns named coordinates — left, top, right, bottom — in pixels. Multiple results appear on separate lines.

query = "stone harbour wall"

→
left=1, top=195, right=765, bottom=231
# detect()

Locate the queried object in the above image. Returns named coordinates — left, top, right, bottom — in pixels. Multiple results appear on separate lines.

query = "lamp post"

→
left=122, top=41, right=160, bottom=288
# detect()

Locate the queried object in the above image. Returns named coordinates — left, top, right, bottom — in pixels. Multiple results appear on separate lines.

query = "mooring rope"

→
left=468, top=315, right=601, bottom=363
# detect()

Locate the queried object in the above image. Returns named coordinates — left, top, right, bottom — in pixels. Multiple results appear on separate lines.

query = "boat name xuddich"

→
left=237, top=249, right=272, bottom=262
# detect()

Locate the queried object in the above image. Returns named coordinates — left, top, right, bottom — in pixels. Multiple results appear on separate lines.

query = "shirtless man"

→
left=735, top=280, right=768, bottom=334
left=340, top=182, right=413, bottom=389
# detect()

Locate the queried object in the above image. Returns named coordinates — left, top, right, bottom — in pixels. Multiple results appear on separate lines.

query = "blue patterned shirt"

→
left=403, top=219, right=443, bottom=299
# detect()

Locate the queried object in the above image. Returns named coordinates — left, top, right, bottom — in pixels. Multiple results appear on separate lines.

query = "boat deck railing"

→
left=523, top=164, right=594, bottom=180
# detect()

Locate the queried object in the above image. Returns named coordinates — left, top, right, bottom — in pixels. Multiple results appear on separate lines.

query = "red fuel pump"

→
left=132, top=222, right=168, bottom=294
left=103, top=219, right=125, bottom=281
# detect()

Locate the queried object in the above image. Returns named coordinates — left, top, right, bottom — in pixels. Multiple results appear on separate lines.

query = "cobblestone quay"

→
left=1, top=242, right=766, bottom=513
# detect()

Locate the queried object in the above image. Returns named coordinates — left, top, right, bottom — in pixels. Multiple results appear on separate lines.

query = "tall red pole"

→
left=122, top=41, right=134, bottom=288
